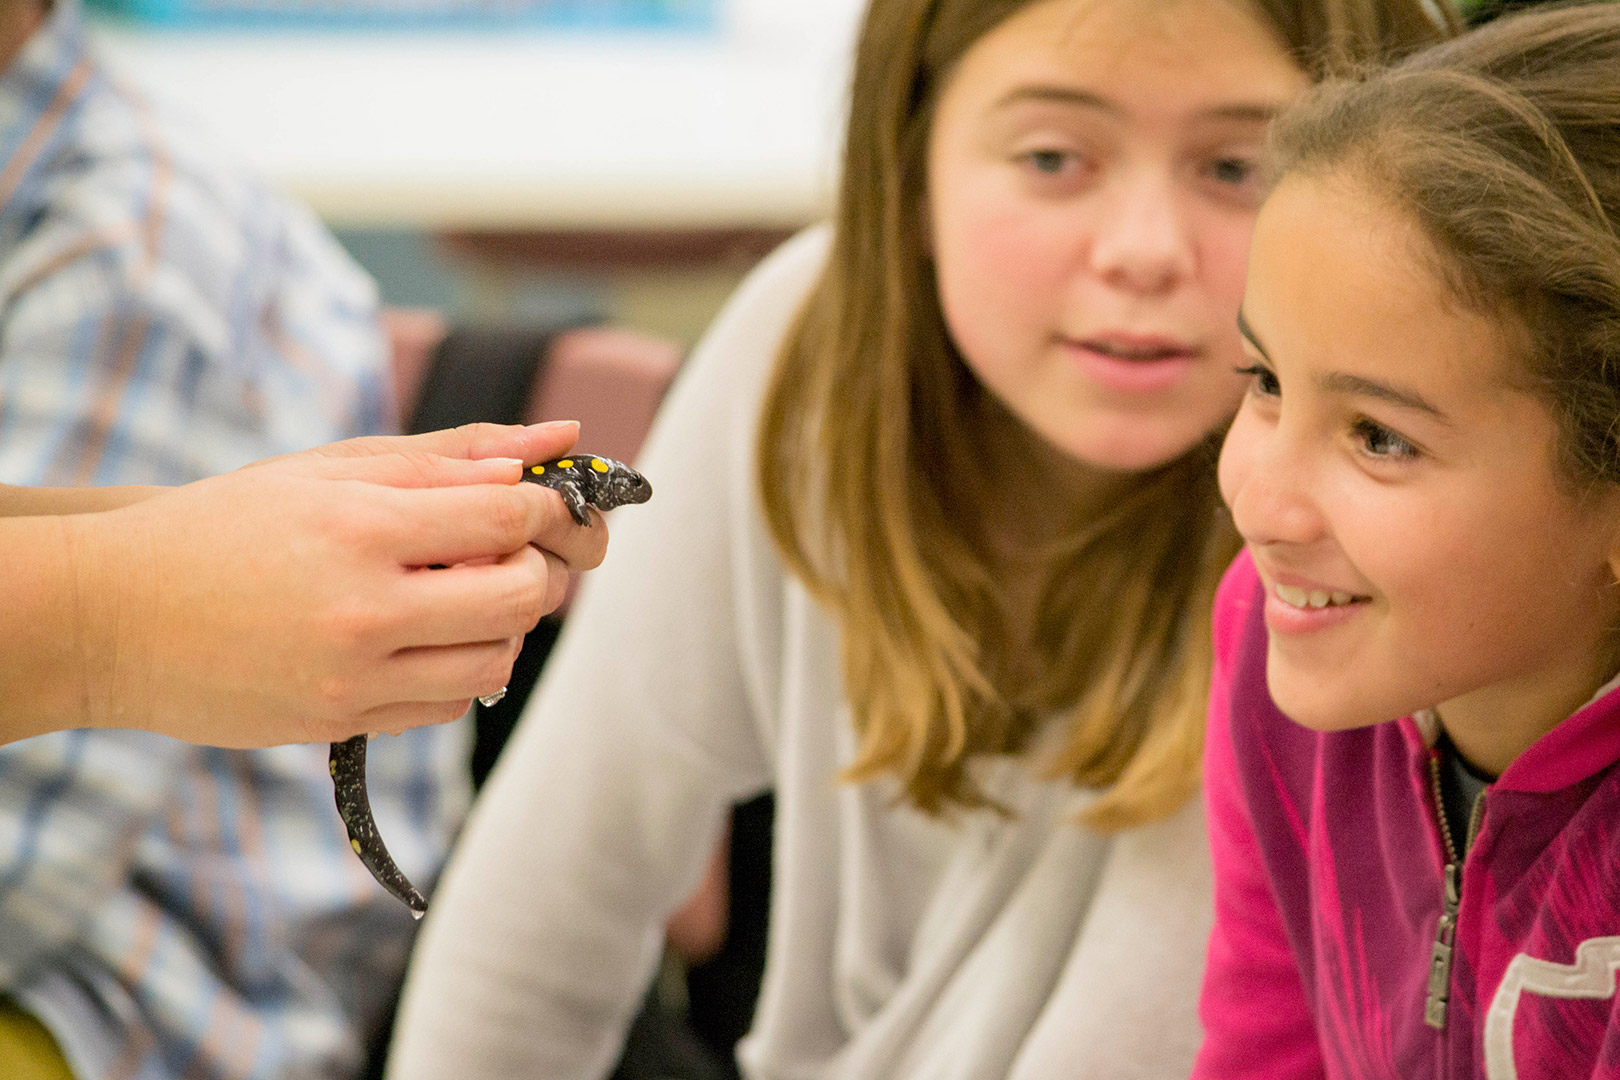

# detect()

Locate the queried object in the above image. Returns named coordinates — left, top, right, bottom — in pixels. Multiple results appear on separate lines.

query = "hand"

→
left=65, top=422, right=609, bottom=746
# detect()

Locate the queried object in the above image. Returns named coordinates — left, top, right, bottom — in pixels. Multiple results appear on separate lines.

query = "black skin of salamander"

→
left=330, top=453, right=652, bottom=916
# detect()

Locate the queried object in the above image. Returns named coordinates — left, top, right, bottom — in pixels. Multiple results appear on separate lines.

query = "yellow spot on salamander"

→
left=530, top=464, right=544, bottom=475
left=329, top=760, right=336, bottom=775
left=556, top=459, right=573, bottom=469
left=350, top=838, right=362, bottom=854
left=591, top=458, right=610, bottom=473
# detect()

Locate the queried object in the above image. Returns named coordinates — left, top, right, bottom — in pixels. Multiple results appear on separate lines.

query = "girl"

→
left=1198, top=6, right=1620, bottom=1078
left=385, top=0, right=1454, bottom=1078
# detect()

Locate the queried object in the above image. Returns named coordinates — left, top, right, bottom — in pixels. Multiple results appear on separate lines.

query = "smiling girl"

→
left=1197, top=6, right=1620, bottom=1078
left=383, top=1, right=1453, bottom=1078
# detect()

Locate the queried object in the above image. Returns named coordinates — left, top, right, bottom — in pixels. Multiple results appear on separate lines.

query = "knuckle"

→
left=542, top=555, right=573, bottom=614
left=476, top=650, right=516, bottom=694
left=503, top=564, right=549, bottom=630
left=454, top=422, right=505, bottom=454
left=484, top=488, right=532, bottom=548
left=311, top=672, right=357, bottom=716
left=317, top=597, right=383, bottom=653
left=394, top=448, right=442, bottom=485
left=577, top=523, right=609, bottom=571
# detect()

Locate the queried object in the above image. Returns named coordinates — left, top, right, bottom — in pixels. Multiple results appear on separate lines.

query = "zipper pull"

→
left=1424, top=862, right=1460, bottom=1029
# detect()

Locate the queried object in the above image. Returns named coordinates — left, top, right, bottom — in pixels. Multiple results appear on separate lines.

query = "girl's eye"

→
left=1208, top=157, right=1255, bottom=186
left=1352, top=418, right=1419, bottom=460
left=1234, top=363, right=1279, bottom=397
left=1200, top=154, right=1265, bottom=206
left=1022, top=149, right=1074, bottom=176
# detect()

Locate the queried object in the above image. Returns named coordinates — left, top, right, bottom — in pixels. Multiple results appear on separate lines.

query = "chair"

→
left=378, top=312, right=759, bottom=1080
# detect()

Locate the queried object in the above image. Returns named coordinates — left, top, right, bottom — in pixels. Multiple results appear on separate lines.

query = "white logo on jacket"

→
left=1485, top=936, right=1620, bottom=1079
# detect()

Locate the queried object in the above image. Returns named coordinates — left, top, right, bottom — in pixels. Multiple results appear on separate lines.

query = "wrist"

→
left=61, top=506, right=160, bottom=733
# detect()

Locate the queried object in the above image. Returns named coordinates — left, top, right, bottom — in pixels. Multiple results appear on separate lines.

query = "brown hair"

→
left=758, top=0, right=1461, bottom=827
left=1270, top=1, right=1620, bottom=489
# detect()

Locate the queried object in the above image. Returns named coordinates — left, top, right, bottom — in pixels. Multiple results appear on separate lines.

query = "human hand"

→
left=65, top=421, right=608, bottom=746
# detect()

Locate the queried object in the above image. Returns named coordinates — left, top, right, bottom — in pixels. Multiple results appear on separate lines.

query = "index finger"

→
left=391, top=421, right=582, bottom=464
left=290, top=421, right=582, bottom=470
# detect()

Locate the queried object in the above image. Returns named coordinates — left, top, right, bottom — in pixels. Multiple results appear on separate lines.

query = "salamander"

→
left=331, top=452, right=652, bottom=916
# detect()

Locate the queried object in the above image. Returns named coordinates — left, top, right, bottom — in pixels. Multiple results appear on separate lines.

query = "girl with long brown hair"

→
left=386, top=1, right=1456, bottom=1077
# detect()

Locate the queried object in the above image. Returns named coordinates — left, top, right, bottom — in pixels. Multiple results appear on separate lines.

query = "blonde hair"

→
left=759, top=0, right=1461, bottom=828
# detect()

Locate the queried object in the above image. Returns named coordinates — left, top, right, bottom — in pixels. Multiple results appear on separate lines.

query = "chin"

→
left=1058, top=420, right=1215, bottom=474
left=1264, top=664, right=1389, bottom=734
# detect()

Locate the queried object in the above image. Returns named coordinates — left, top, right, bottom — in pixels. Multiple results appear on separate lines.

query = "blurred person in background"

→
left=0, top=0, right=544, bottom=1075
left=383, top=1, right=1460, bottom=1079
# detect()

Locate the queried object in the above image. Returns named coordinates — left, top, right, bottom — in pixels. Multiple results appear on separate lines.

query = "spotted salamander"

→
left=331, top=452, right=652, bottom=916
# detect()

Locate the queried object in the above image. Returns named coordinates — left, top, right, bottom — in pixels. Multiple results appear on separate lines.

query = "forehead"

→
left=1246, top=171, right=1523, bottom=398
left=943, top=0, right=1306, bottom=124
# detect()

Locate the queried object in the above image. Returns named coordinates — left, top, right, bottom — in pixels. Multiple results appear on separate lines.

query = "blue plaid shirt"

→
left=0, top=5, right=470, bottom=1078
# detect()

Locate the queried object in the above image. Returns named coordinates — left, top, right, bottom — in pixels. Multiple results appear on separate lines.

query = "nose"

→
left=1218, top=413, right=1326, bottom=549
left=1088, top=169, right=1196, bottom=297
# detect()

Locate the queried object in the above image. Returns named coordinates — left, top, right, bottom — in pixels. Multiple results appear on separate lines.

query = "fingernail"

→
left=487, top=457, right=525, bottom=467
left=530, top=420, right=579, bottom=434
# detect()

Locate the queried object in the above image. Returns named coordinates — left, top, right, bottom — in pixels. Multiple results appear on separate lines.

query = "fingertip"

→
left=528, top=420, right=579, bottom=438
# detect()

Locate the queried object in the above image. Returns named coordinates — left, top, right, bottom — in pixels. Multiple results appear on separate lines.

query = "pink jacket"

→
left=1194, top=550, right=1620, bottom=1080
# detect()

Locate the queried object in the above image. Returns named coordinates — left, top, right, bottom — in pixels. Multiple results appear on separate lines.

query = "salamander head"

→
left=588, top=455, right=652, bottom=511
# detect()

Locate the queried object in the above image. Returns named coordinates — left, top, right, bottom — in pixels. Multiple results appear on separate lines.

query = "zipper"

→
left=1424, top=754, right=1461, bottom=1031
left=1423, top=751, right=1488, bottom=1031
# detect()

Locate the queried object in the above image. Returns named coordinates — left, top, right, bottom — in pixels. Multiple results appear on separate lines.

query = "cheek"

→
left=1199, top=212, right=1263, bottom=315
left=1216, top=408, right=1259, bottom=515
left=931, top=178, right=1068, bottom=359
left=1355, top=496, right=1601, bottom=663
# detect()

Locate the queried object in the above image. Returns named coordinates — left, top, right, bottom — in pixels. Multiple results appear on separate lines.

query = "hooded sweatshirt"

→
left=1193, top=550, right=1620, bottom=1080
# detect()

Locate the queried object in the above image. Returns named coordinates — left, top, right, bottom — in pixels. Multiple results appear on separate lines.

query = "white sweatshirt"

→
left=384, top=226, right=1213, bottom=1080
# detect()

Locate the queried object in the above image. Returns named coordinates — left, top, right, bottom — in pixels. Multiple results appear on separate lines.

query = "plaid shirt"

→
left=0, top=5, right=470, bottom=1078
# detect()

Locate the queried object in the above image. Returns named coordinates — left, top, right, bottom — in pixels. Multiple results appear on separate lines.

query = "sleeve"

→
left=0, top=729, right=195, bottom=985
left=0, top=166, right=387, bottom=490
left=0, top=162, right=388, bottom=985
left=1190, top=553, right=1326, bottom=1080
left=383, top=229, right=831, bottom=1080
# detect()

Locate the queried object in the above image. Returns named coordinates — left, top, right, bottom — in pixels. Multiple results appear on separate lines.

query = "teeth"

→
left=1275, top=584, right=1357, bottom=610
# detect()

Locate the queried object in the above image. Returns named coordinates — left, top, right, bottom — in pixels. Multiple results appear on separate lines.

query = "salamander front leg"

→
left=556, top=481, right=593, bottom=527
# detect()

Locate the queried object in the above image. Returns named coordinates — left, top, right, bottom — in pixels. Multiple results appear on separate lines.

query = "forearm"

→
left=0, top=483, right=163, bottom=518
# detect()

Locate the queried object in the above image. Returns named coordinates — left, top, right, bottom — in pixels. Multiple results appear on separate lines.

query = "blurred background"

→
left=85, top=0, right=867, bottom=348
left=82, top=0, right=1511, bottom=349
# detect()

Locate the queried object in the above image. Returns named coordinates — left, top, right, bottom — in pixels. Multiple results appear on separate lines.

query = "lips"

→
left=1065, top=332, right=1201, bottom=394
left=1073, top=332, right=1198, bottom=362
left=1257, top=566, right=1374, bottom=637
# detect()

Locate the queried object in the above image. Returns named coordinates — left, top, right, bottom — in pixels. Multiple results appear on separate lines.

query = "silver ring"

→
left=477, top=686, right=508, bottom=708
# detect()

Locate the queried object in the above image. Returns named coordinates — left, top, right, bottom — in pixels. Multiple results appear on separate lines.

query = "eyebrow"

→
left=992, top=86, right=1283, bottom=124
left=1236, top=308, right=1450, bottom=422
left=1236, top=309, right=1271, bottom=361
left=1318, top=371, right=1449, bottom=422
